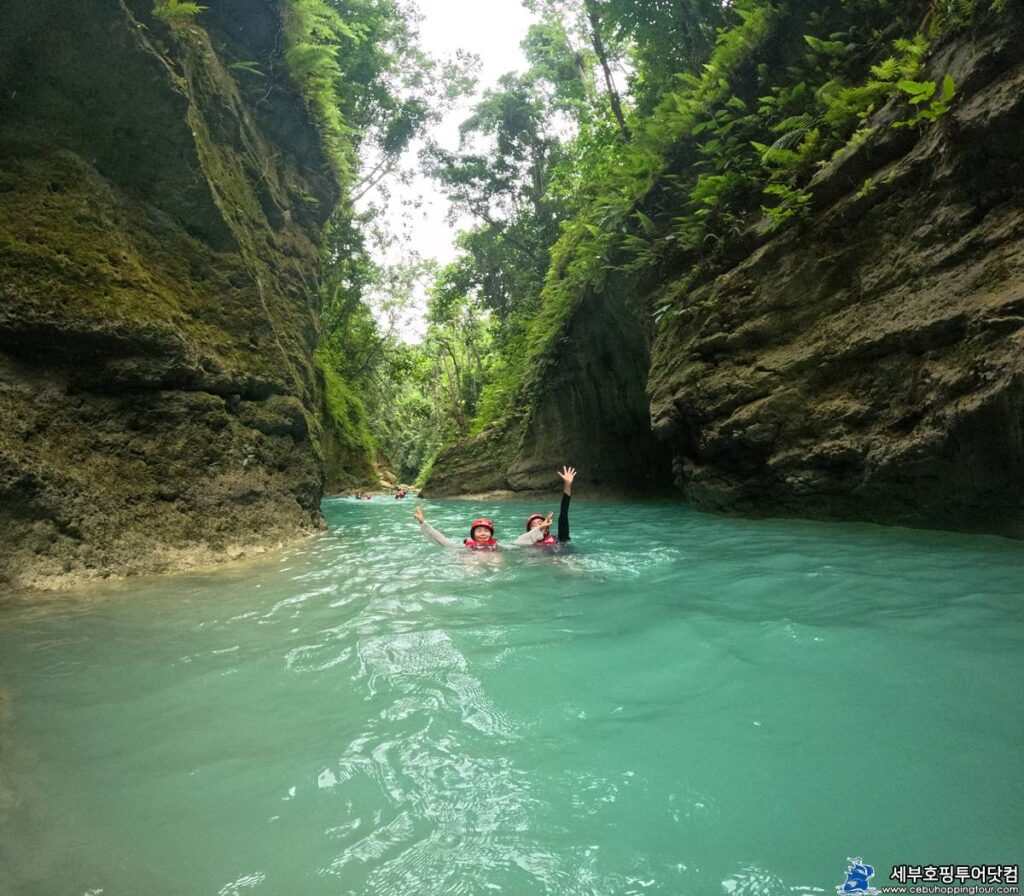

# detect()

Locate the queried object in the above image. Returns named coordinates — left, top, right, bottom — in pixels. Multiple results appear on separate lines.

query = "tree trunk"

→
left=583, top=0, right=631, bottom=141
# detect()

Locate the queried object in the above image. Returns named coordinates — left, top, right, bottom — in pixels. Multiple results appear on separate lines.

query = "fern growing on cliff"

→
left=893, top=73, right=957, bottom=126
left=152, top=0, right=206, bottom=23
left=281, top=0, right=363, bottom=186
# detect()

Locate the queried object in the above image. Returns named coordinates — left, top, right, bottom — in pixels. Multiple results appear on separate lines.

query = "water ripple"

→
left=0, top=496, right=1021, bottom=894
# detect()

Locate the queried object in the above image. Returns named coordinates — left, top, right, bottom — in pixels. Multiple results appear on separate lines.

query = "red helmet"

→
left=525, top=513, right=545, bottom=531
left=469, top=518, right=494, bottom=538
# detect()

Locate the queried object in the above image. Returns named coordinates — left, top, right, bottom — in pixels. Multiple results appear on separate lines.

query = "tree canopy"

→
left=298, top=0, right=1000, bottom=487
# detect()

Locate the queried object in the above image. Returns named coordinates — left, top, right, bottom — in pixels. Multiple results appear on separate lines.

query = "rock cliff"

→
left=423, top=268, right=672, bottom=497
left=649, top=11, right=1024, bottom=537
left=426, top=9, right=1024, bottom=538
left=0, top=0, right=355, bottom=588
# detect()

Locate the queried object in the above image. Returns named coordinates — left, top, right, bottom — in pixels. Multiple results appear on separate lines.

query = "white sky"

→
left=401, top=0, right=535, bottom=262
left=358, top=0, right=537, bottom=339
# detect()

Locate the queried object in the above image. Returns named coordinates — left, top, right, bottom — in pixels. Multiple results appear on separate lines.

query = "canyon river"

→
left=1, top=497, right=1022, bottom=895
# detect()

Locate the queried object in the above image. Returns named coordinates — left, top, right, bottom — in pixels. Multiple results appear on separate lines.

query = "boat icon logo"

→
left=836, top=857, right=880, bottom=895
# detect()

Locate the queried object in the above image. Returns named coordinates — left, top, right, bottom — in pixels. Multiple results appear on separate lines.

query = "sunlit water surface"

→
left=1, top=498, right=1022, bottom=896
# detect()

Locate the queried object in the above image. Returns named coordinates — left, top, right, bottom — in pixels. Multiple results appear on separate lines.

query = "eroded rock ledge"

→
left=0, top=0, right=338, bottom=589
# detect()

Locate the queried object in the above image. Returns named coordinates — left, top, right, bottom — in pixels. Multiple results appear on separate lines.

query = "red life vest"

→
left=534, top=533, right=557, bottom=546
left=464, top=537, right=499, bottom=551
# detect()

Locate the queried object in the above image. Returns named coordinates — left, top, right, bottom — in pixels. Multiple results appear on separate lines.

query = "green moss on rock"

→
left=0, top=0, right=346, bottom=589
left=318, top=361, right=378, bottom=492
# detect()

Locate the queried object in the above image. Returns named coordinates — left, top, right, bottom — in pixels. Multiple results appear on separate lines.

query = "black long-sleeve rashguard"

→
left=557, top=492, right=571, bottom=542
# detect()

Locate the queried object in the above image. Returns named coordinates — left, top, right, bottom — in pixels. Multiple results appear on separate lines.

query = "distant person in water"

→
left=395, top=488, right=408, bottom=500
left=525, top=466, right=576, bottom=546
left=413, top=506, right=553, bottom=550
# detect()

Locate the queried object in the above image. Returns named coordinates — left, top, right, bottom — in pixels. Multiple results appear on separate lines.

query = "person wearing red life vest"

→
left=413, top=506, right=553, bottom=550
left=524, top=465, right=576, bottom=546
left=463, top=517, right=498, bottom=550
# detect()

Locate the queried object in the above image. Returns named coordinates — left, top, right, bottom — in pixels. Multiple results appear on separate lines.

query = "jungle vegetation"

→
left=268, top=0, right=1001, bottom=486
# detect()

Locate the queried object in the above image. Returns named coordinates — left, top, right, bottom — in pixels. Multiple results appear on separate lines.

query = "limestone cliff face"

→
left=0, top=0, right=344, bottom=588
left=649, top=13, right=1024, bottom=537
left=423, top=270, right=672, bottom=497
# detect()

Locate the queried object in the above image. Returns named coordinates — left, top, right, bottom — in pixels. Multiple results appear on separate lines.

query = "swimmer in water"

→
left=524, top=465, right=576, bottom=547
left=414, top=506, right=553, bottom=550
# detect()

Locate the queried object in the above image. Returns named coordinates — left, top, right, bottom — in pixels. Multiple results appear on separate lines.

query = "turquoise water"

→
left=1, top=497, right=1022, bottom=896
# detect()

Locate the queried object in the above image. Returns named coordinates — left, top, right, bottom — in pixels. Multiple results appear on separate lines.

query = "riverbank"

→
left=1, top=528, right=319, bottom=594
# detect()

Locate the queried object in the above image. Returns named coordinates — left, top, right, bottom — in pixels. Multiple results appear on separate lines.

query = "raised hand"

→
left=557, top=466, right=576, bottom=495
left=414, top=505, right=425, bottom=525
left=541, top=511, right=554, bottom=530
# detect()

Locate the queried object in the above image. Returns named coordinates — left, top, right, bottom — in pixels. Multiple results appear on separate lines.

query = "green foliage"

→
left=228, top=60, right=264, bottom=77
left=300, top=0, right=477, bottom=481
left=465, top=0, right=781, bottom=427
left=318, top=356, right=378, bottom=486
left=456, top=0, right=991, bottom=434
left=282, top=0, right=359, bottom=185
left=328, top=279, right=493, bottom=483
left=152, top=0, right=206, bottom=23
left=320, top=361, right=375, bottom=454
left=596, top=0, right=729, bottom=112
left=806, top=33, right=929, bottom=138
left=928, top=0, right=977, bottom=33
left=893, top=74, right=957, bottom=127
left=421, top=66, right=564, bottom=329
left=281, top=0, right=469, bottom=195
left=342, top=0, right=998, bottom=475
left=760, top=183, right=813, bottom=231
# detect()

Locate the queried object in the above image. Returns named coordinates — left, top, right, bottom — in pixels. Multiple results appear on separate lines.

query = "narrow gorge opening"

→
left=1, top=0, right=1022, bottom=590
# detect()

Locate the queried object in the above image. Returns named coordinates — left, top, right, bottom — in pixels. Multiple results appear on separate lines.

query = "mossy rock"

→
left=0, top=0, right=349, bottom=588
